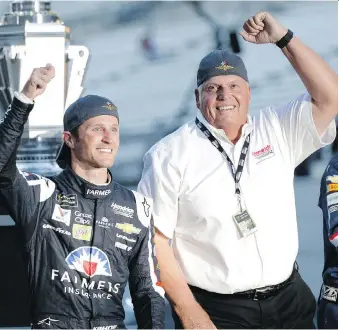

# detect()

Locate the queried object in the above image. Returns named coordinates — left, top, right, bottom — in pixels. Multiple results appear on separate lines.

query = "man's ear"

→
left=62, top=131, right=74, bottom=149
left=195, top=88, right=200, bottom=109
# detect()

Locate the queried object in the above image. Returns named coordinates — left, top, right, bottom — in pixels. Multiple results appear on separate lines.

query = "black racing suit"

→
left=317, top=154, right=338, bottom=329
left=0, top=96, right=165, bottom=329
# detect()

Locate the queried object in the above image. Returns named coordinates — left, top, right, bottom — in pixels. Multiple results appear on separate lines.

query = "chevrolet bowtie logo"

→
left=215, top=61, right=234, bottom=71
left=115, top=223, right=141, bottom=235
left=102, top=102, right=117, bottom=111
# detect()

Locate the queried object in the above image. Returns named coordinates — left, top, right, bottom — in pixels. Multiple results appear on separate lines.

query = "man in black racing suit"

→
left=0, top=65, right=165, bottom=329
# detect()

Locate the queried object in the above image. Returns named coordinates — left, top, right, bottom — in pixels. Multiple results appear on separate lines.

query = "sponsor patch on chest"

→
left=252, top=144, right=274, bottom=161
left=56, top=193, right=78, bottom=207
left=111, top=202, right=134, bottom=218
left=72, top=224, right=92, bottom=241
left=52, top=205, right=71, bottom=226
left=115, top=222, right=141, bottom=234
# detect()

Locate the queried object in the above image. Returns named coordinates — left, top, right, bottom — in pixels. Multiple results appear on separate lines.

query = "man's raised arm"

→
left=0, top=65, right=55, bottom=233
left=0, top=64, right=55, bottom=186
left=240, top=11, right=338, bottom=135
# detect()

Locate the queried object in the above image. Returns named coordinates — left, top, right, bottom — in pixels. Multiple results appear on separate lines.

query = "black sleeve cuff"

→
left=12, top=95, right=35, bottom=112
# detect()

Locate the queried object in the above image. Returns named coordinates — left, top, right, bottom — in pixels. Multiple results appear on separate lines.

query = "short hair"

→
left=70, top=125, right=79, bottom=140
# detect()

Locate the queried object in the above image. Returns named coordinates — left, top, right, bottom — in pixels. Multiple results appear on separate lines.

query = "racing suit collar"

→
left=62, top=166, right=114, bottom=200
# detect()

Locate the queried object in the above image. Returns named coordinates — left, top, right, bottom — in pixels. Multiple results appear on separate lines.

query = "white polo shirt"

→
left=138, top=93, right=336, bottom=294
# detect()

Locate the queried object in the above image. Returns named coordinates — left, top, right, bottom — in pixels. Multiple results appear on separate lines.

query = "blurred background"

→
left=0, top=0, right=337, bottom=328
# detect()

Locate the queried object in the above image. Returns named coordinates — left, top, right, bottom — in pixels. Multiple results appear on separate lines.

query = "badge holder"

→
left=233, top=195, right=257, bottom=237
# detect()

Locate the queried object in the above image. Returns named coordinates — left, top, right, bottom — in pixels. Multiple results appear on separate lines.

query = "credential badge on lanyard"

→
left=195, top=118, right=257, bottom=237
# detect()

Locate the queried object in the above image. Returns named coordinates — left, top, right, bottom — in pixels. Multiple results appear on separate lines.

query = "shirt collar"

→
left=196, top=111, right=253, bottom=144
left=60, top=166, right=115, bottom=200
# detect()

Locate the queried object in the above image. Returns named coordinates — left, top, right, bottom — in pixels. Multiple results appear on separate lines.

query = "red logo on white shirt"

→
left=252, top=145, right=273, bottom=159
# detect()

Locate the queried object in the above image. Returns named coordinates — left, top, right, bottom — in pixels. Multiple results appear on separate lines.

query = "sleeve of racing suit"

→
left=0, top=94, right=55, bottom=239
left=128, top=215, right=165, bottom=329
left=319, top=156, right=338, bottom=249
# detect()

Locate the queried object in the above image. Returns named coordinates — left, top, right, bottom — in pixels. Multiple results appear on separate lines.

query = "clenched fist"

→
left=21, top=64, right=55, bottom=101
left=239, top=11, right=288, bottom=44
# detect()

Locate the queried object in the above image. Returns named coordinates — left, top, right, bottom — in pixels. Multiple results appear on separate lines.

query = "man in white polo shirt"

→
left=138, top=10, right=338, bottom=329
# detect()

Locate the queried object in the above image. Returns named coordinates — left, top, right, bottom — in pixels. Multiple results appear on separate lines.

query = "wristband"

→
left=276, top=29, right=293, bottom=49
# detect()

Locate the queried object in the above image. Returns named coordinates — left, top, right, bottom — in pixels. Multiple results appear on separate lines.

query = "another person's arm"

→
left=155, top=229, right=216, bottom=329
left=128, top=193, right=165, bottom=329
left=240, top=12, right=337, bottom=167
left=281, top=36, right=337, bottom=136
left=240, top=11, right=338, bottom=135
left=138, top=148, right=216, bottom=329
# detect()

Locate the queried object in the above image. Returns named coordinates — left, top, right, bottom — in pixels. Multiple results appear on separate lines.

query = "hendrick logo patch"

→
left=111, top=202, right=134, bottom=219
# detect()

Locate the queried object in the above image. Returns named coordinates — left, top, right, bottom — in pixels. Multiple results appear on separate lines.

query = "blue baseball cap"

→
left=56, top=95, right=119, bottom=169
left=197, top=49, right=248, bottom=87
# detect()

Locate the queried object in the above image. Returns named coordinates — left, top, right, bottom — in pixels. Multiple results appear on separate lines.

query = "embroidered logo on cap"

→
left=102, top=102, right=117, bottom=111
left=215, top=61, right=234, bottom=71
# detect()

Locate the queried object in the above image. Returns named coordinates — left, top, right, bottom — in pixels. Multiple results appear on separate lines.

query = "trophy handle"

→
left=65, top=45, right=89, bottom=110
left=0, top=45, right=25, bottom=111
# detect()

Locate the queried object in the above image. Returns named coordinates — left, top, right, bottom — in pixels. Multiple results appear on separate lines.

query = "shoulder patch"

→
left=19, top=170, right=55, bottom=202
left=21, top=171, right=41, bottom=181
left=132, top=190, right=153, bottom=228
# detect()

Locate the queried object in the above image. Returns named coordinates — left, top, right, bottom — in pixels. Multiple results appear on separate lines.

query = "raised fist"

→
left=239, top=11, right=288, bottom=45
left=21, top=64, right=55, bottom=100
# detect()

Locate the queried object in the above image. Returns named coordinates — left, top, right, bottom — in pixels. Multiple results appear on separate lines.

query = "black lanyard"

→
left=195, top=118, right=250, bottom=199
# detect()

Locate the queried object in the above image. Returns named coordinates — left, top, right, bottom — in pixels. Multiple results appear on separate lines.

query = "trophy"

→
left=0, top=0, right=89, bottom=177
left=0, top=0, right=89, bottom=214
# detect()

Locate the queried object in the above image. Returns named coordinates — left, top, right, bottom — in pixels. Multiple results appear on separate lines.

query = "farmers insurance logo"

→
left=86, top=189, right=111, bottom=197
left=52, top=247, right=121, bottom=300
left=65, top=246, right=112, bottom=277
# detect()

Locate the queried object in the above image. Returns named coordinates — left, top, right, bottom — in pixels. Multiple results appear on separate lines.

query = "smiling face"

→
left=64, top=115, right=119, bottom=169
left=195, top=75, right=251, bottom=131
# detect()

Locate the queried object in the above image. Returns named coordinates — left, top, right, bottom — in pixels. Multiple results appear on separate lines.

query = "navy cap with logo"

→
left=197, top=49, right=248, bottom=87
left=56, top=95, right=119, bottom=169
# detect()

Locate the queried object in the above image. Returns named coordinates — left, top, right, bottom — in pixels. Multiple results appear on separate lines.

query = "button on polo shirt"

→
left=138, top=93, right=336, bottom=294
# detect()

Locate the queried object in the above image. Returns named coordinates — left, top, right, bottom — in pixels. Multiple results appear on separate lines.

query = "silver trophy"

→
left=0, top=1, right=89, bottom=221
left=0, top=0, right=89, bottom=177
